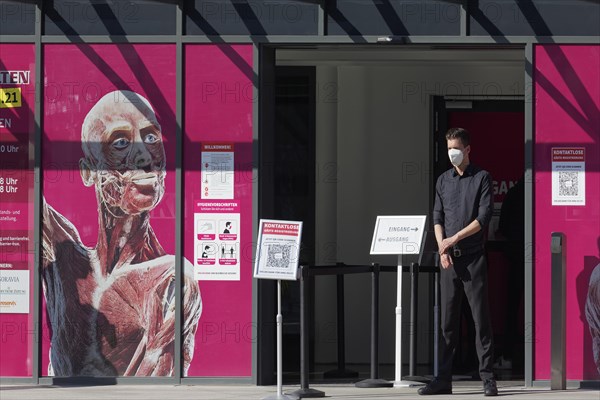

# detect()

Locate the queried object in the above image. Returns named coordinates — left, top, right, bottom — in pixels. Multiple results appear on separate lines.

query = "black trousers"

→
left=438, top=252, right=494, bottom=381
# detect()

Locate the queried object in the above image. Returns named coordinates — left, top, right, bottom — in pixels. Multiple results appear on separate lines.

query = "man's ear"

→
left=80, top=158, right=95, bottom=187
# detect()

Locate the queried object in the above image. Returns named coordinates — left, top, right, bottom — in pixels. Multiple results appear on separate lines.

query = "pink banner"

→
left=0, top=44, right=35, bottom=377
left=184, top=45, right=254, bottom=376
left=42, top=44, right=202, bottom=377
left=534, top=45, right=600, bottom=380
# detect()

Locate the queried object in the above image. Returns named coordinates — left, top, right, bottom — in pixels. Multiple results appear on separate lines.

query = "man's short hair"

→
left=446, top=127, right=471, bottom=147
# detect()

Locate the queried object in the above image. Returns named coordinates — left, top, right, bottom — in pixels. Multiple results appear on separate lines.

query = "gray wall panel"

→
left=186, top=0, right=319, bottom=35
left=0, top=0, right=36, bottom=35
left=44, top=0, right=176, bottom=35
left=327, top=0, right=462, bottom=36
left=470, top=0, right=600, bottom=37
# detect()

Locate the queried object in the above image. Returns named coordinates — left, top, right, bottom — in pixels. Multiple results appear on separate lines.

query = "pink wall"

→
left=0, top=43, right=35, bottom=377
left=184, top=45, right=254, bottom=377
left=37, top=43, right=254, bottom=379
left=42, top=44, right=178, bottom=376
left=534, top=45, right=600, bottom=380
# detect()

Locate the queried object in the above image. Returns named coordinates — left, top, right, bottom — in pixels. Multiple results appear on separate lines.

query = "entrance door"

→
left=433, top=97, right=525, bottom=379
left=257, top=65, right=316, bottom=385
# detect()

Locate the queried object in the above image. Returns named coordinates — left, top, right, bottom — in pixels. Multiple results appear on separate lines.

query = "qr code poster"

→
left=552, top=147, right=585, bottom=206
left=254, top=219, right=303, bottom=281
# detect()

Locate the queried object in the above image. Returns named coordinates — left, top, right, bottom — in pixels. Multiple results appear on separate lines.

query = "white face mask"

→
left=448, top=149, right=464, bottom=167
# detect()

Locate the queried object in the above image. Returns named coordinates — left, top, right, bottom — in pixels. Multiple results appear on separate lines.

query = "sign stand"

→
left=263, top=280, right=298, bottom=400
left=393, top=255, right=423, bottom=388
left=369, top=215, right=427, bottom=388
left=254, top=219, right=304, bottom=400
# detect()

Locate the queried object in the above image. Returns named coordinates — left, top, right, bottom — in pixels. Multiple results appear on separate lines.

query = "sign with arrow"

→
left=370, top=215, right=427, bottom=255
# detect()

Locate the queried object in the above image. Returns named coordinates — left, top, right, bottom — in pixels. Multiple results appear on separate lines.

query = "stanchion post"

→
left=323, top=263, right=358, bottom=379
left=336, top=273, right=346, bottom=370
left=372, top=262, right=380, bottom=380
left=551, top=232, right=566, bottom=390
left=290, top=265, right=324, bottom=399
left=409, top=262, right=418, bottom=377
left=434, top=266, right=440, bottom=378
left=402, top=262, right=428, bottom=384
left=355, top=263, right=393, bottom=388
left=393, top=259, right=424, bottom=387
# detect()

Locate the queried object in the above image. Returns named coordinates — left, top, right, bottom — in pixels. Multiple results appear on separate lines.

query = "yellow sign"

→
left=0, top=88, right=22, bottom=108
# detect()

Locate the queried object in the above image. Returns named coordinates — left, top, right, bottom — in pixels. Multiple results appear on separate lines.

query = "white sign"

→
left=194, top=201, right=241, bottom=281
left=370, top=215, right=427, bottom=255
left=201, top=143, right=234, bottom=199
left=254, top=219, right=303, bottom=281
left=0, top=270, right=29, bottom=314
left=551, top=147, right=585, bottom=206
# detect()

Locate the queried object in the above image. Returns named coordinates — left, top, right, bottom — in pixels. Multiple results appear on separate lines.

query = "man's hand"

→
left=439, top=234, right=459, bottom=255
left=440, top=253, right=454, bottom=269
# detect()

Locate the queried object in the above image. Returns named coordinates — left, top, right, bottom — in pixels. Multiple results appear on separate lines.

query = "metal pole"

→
left=393, top=258, right=423, bottom=387
left=406, top=263, right=429, bottom=382
left=336, top=273, right=346, bottom=371
left=355, top=263, right=392, bottom=388
left=434, top=268, right=440, bottom=378
left=290, top=266, right=324, bottom=398
left=408, top=262, right=419, bottom=378
left=277, top=280, right=283, bottom=396
left=263, top=280, right=298, bottom=400
left=372, top=263, right=379, bottom=380
left=394, top=257, right=403, bottom=384
left=323, top=266, right=358, bottom=379
left=550, top=232, right=566, bottom=390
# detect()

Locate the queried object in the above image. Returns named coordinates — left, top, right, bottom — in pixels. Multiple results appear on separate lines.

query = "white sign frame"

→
left=0, top=270, right=30, bottom=314
left=370, top=215, right=427, bottom=255
left=551, top=147, right=586, bottom=206
left=254, top=219, right=303, bottom=281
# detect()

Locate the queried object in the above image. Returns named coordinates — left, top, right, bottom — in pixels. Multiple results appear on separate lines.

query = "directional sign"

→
left=370, top=215, right=427, bottom=255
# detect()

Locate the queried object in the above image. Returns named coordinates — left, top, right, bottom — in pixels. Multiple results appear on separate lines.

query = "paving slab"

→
left=1, top=382, right=599, bottom=400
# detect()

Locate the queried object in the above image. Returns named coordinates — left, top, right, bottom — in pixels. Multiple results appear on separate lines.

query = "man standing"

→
left=418, top=127, right=497, bottom=396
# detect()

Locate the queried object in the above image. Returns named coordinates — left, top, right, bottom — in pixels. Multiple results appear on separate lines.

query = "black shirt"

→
left=433, top=164, right=493, bottom=251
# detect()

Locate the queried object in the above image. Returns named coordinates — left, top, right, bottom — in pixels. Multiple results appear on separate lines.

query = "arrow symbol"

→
left=410, top=228, right=419, bottom=231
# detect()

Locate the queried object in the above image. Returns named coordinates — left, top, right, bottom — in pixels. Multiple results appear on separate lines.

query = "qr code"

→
left=266, top=245, right=291, bottom=269
left=558, top=171, right=578, bottom=196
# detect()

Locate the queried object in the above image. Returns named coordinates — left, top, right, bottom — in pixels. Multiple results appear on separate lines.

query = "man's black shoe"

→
left=418, top=378, right=452, bottom=395
left=483, top=379, right=498, bottom=396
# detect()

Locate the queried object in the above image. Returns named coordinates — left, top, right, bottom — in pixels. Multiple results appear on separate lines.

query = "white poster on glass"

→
left=551, top=147, right=585, bottom=206
left=0, top=270, right=29, bottom=314
left=201, top=143, right=234, bottom=199
left=194, top=201, right=240, bottom=281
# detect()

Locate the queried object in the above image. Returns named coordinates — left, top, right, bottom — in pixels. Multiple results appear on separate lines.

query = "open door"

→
left=433, top=97, right=525, bottom=380
left=257, top=62, right=316, bottom=384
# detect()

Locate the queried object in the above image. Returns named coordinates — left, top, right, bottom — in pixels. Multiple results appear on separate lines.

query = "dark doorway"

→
left=432, top=97, right=525, bottom=380
left=257, top=66, right=316, bottom=384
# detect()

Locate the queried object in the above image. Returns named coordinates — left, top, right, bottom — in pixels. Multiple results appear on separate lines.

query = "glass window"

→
left=0, top=1, right=36, bottom=35
left=44, top=0, right=176, bottom=35
left=186, top=0, right=319, bottom=35
left=470, top=0, right=600, bottom=37
left=327, top=0, right=462, bottom=36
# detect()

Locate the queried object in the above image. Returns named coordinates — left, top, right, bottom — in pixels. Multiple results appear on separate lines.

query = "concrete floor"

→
left=1, top=381, right=599, bottom=400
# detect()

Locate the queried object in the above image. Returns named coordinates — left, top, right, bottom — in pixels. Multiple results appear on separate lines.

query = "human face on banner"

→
left=79, top=91, right=166, bottom=215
